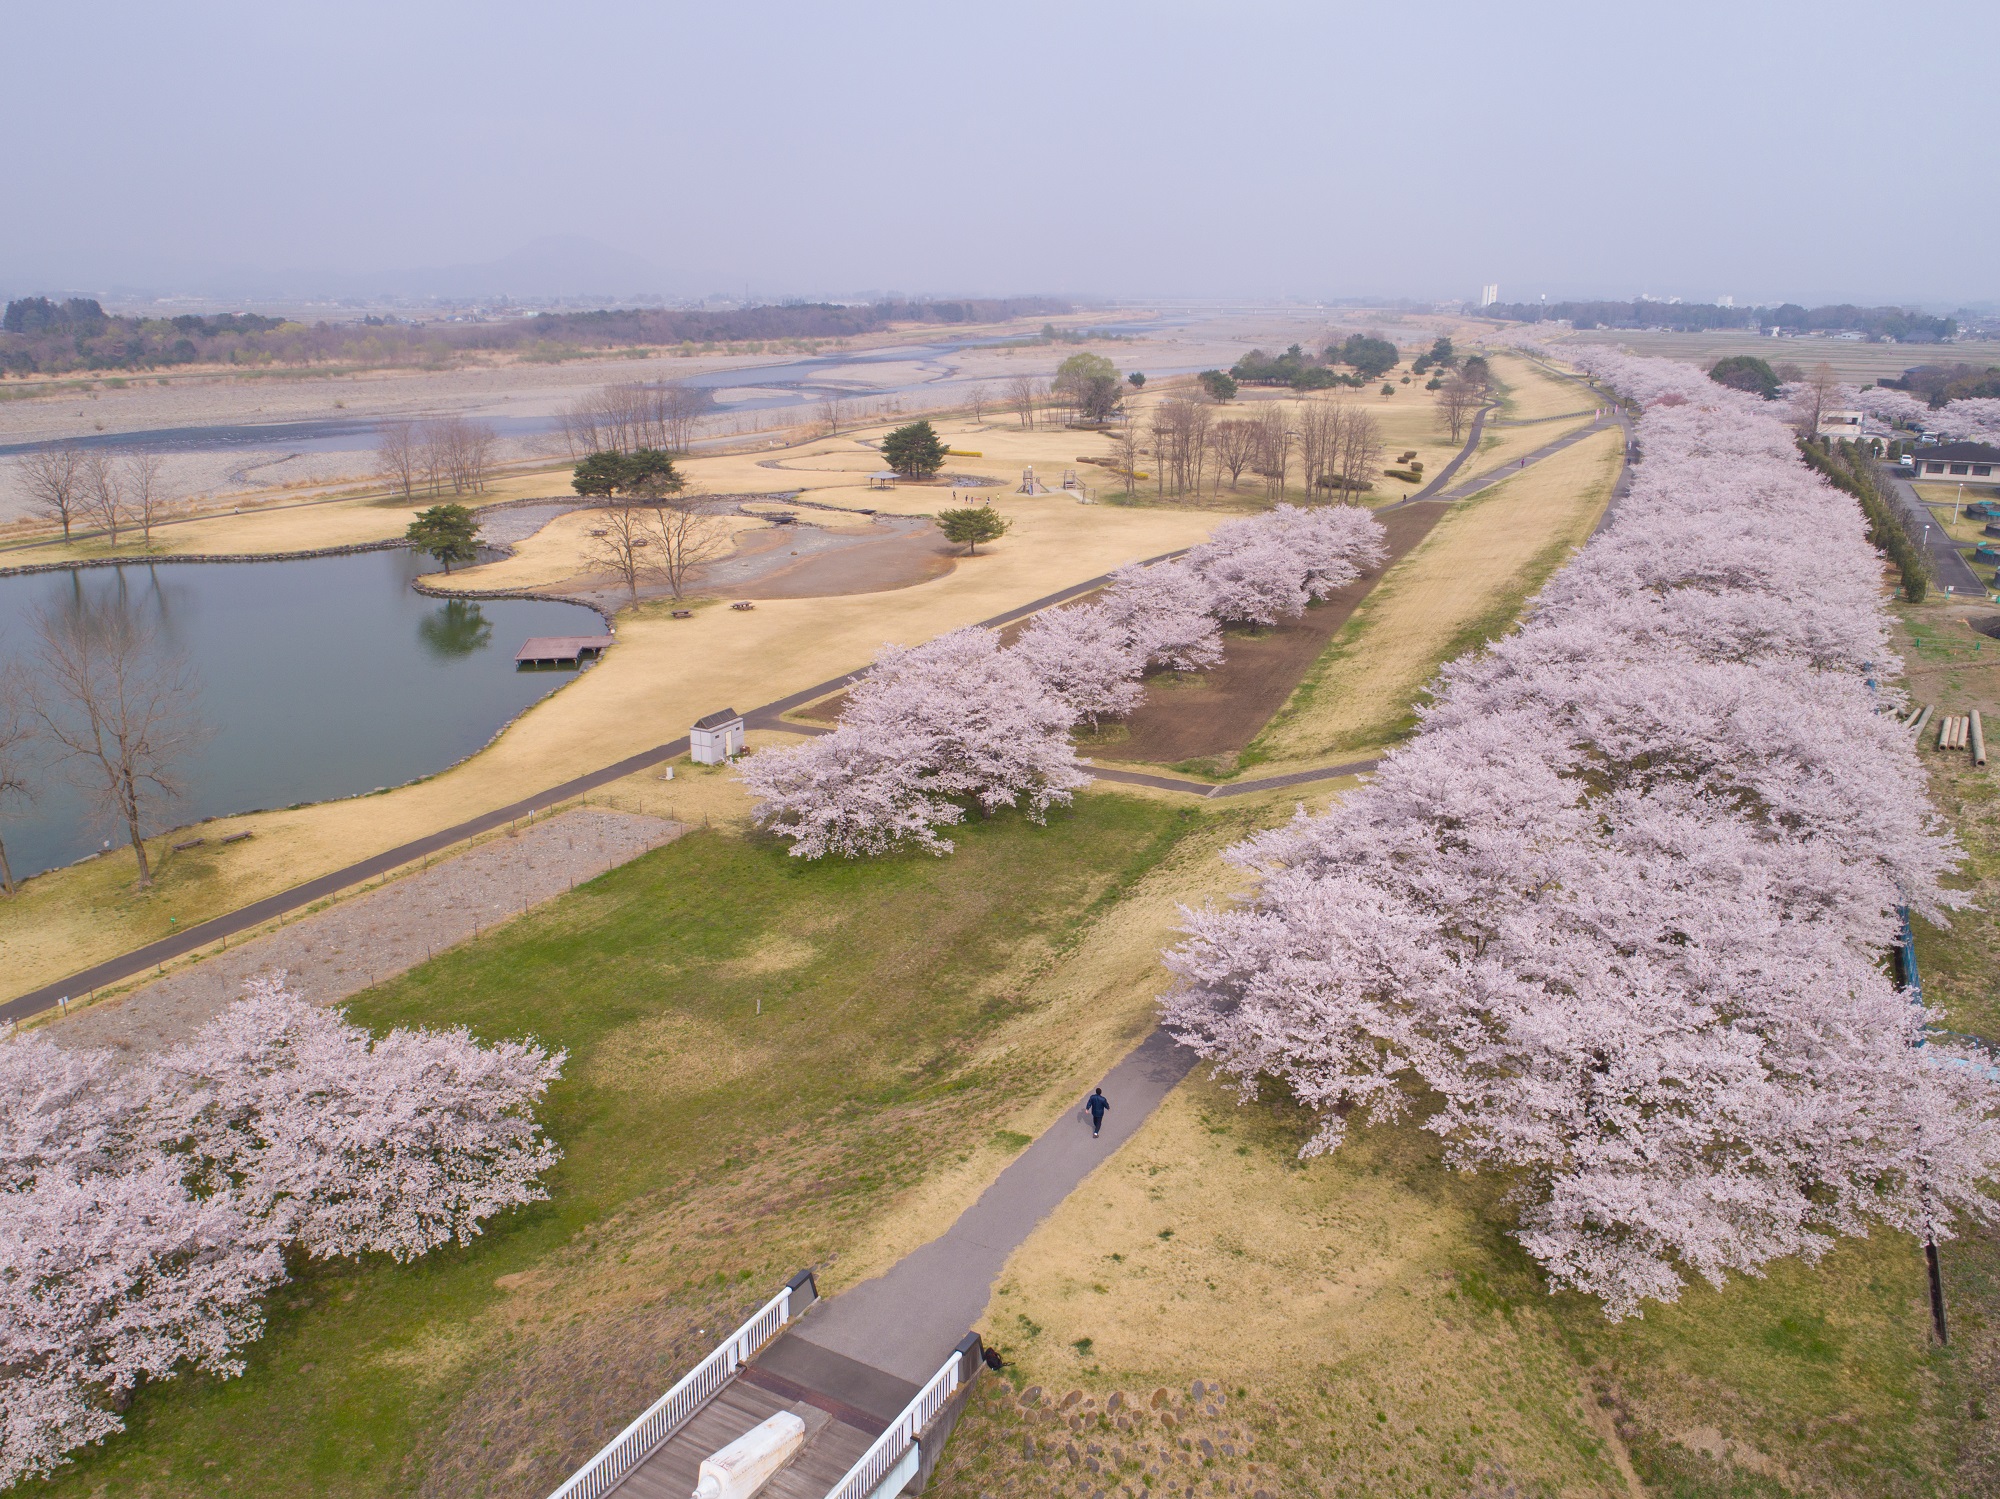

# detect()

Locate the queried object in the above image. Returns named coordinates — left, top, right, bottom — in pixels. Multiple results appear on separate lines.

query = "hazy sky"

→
left=10, top=0, right=1994, bottom=307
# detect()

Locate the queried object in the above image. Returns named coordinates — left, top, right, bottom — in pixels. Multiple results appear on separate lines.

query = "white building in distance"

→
left=1478, top=284, right=1500, bottom=308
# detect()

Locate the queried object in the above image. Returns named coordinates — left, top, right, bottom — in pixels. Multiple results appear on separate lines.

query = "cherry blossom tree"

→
left=1097, top=560, right=1223, bottom=673
left=0, top=982, right=564, bottom=1485
left=1009, top=603, right=1146, bottom=726
left=0, top=1161, right=285, bottom=1487
left=742, top=507, right=1382, bottom=859
left=744, top=628, right=1091, bottom=858
left=147, top=979, right=566, bottom=1263
left=737, top=724, right=961, bottom=859
left=1163, top=351, right=2000, bottom=1318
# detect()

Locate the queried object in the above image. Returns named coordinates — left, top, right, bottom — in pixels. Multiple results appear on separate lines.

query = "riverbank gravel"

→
left=46, top=807, right=681, bottom=1054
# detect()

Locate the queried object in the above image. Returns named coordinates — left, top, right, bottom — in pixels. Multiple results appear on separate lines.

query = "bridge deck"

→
left=607, top=1376, right=876, bottom=1499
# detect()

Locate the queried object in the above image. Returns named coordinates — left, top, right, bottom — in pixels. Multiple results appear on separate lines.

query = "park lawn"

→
left=1242, top=426, right=1622, bottom=777
left=936, top=1067, right=1990, bottom=1499
left=31, top=791, right=1261, bottom=1499
left=1896, top=599, right=2000, bottom=1047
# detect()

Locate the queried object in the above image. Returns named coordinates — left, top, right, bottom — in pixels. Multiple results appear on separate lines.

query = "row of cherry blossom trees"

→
left=739, top=505, right=1387, bottom=858
left=1161, top=351, right=2000, bottom=1319
left=0, top=979, right=563, bottom=1487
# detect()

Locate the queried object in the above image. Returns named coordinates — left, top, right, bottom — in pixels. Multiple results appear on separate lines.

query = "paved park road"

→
left=1883, top=467, right=1987, bottom=597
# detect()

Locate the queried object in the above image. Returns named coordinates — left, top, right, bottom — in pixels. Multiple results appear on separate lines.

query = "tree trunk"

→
left=0, top=835, right=13, bottom=895
left=123, top=792, right=152, bottom=887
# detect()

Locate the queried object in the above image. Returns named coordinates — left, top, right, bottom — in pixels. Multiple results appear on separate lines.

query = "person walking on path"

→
left=1084, top=1087, right=1110, bottom=1138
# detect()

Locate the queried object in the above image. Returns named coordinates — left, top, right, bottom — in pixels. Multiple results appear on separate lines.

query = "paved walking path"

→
left=788, top=1027, right=1198, bottom=1386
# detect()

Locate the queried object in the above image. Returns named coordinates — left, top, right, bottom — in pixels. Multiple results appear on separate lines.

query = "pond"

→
left=0, top=549, right=605, bottom=884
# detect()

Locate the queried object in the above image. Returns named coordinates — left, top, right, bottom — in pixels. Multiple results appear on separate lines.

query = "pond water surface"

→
left=0, top=550, right=603, bottom=883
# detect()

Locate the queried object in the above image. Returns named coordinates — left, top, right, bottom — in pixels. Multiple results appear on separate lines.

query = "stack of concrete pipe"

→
left=1921, top=708, right=1988, bottom=766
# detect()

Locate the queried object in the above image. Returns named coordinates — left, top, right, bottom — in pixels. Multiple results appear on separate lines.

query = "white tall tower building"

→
left=1478, top=283, right=1500, bottom=308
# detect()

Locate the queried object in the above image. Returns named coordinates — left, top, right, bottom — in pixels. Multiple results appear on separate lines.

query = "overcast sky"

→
left=9, top=0, right=1993, bottom=307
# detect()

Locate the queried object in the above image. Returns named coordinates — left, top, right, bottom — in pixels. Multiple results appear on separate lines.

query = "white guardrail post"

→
left=544, top=1278, right=804, bottom=1499
left=821, top=1348, right=964, bottom=1499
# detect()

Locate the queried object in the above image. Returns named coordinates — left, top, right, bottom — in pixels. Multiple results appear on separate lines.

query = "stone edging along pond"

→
left=0, top=538, right=411, bottom=579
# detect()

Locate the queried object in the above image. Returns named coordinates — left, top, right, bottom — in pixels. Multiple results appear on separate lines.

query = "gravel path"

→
left=48, top=809, right=680, bottom=1054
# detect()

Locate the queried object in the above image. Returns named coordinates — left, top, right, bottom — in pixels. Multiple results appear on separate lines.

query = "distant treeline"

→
left=1880, top=362, right=2000, bottom=405
left=0, top=295, right=1072, bottom=376
left=1485, top=298, right=1956, bottom=343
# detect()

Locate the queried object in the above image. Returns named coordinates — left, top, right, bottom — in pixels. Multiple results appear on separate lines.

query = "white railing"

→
left=822, top=1348, right=964, bottom=1499
left=546, top=1281, right=800, bottom=1499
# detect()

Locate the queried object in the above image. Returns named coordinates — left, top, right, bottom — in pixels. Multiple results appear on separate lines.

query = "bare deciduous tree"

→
left=124, top=453, right=175, bottom=546
left=82, top=451, right=125, bottom=546
left=1148, top=398, right=1211, bottom=499
left=1794, top=361, right=1842, bottom=437
left=1107, top=426, right=1144, bottom=495
left=1257, top=405, right=1293, bottom=498
left=0, top=662, right=34, bottom=894
left=1438, top=374, right=1483, bottom=443
left=584, top=500, right=727, bottom=605
left=19, top=445, right=87, bottom=541
left=29, top=603, right=205, bottom=888
left=1210, top=419, right=1260, bottom=490
left=1007, top=375, right=1040, bottom=430
left=559, top=381, right=712, bottom=456
left=967, top=384, right=990, bottom=423
left=584, top=505, right=655, bottom=606
left=1295, top=401, right=1339, bottom=500
left=653, top=499, right=728, bottom=600
left=379, top=421, right=419, bottom=500
left=817, top=396, right=845, bottom=436
left=1333, top=405, right=1384, bottom=499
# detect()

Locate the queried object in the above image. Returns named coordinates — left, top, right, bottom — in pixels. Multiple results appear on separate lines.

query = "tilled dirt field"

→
left=1093, top=504, right=1445, bottom=768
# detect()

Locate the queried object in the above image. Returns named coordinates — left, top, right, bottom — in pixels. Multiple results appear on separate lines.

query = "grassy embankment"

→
left=32, top=792, right=1260, bottom=1499
left=1239, top=424, right=1623, bottom=778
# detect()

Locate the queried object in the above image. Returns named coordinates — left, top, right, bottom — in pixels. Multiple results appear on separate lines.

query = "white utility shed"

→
left=691, top=709, right=746, bottom=764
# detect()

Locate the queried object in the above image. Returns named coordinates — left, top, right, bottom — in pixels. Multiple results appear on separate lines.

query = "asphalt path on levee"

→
left=9, top=365, right=1630, bottom=1028
left=1883, top=466, right=1987, bottom=597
